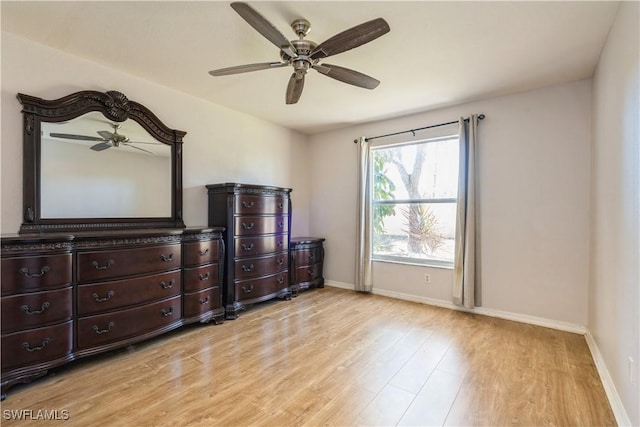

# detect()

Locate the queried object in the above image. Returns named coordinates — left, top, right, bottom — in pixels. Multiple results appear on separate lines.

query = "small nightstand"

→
left=289, top=237, right=325, bottom=296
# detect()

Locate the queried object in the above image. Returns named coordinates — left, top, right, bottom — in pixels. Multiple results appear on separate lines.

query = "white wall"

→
left=0, top=32, right=311, bottom=236
left=589, top=1, right=640, bottom=424
left=309, top=79, right=592, bottom=327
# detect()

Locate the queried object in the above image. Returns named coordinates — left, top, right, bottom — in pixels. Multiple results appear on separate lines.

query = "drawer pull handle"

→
left=160, top=307, right=174, bottom=317
left=277, top=241, right=283, bottom=247
left=92, top=291, right=115, bottom=302
left=276, top=258, right=284, bottom=266
left=160, top=280, right=175, bottom=289
left=242, top=285, right=254, bottom=293
left=241, top=264, right=254, bottom=272
left=308, top=269, right=316, bottom=277
left=241, top=243, right=254, bottom=251
left=278, top=202, right=284, bottom=209
left=242, top=201, right=254, bottom=208
left=242, top=222, right=255, bottom=230
left=199, top=297, right=210, bottom=305
left=199, top=272, right=210, bottom=281
left=92, top=259, right=115, bottom=270
left=93, top=322, right=115, bottom=335
left=278, top=222, right=284, bottom=228
left=20, top=302, right=51, bottom=315
left=276, top=277, right=284, bottom=285
left=160, top=254, right=174, bottom=262
left=23, top=338, right=51, bottom=352
left=308, top=253, right=315, bottom=260
left=19, top=265, right=50, bottom=278
left=199, top=248, right=209, bottom=256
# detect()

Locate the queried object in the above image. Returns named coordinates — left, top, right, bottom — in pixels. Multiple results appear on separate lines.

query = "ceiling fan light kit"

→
left=209, top=2, right=390, bottom=104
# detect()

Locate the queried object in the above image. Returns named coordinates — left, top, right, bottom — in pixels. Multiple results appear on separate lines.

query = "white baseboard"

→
left=585, top=330, right=633, bottom=426
left=326, top=281, right=586, bottom=334
left=325, top=280, right=630, bottom=424
left=324, top=280, right=355, bottom=291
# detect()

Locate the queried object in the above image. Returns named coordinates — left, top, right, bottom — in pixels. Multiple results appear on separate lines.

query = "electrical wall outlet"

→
left=424, top=274, right=431, bottom=284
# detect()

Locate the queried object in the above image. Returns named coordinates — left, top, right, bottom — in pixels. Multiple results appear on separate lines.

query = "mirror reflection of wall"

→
left=40, top=112, right=172, bottom=219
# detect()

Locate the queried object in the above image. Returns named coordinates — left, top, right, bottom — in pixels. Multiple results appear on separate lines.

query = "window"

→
left=372, top=135, right=459, bottom=267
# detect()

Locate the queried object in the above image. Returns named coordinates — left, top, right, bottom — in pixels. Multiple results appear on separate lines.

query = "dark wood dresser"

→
left=181, top=229, right=225, bottom=324
left=289, top=237, right=325, bottom=295
left=207, top=183, right=292, bottom=319
left=0, top=227, right=223, bottom=399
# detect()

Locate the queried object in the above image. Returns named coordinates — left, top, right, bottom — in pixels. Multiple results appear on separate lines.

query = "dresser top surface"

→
left=1, top=227, right=224, bottom=244
left=291, top=237, right=325, bottom=245
left=205, top=182, right=292, bottom=194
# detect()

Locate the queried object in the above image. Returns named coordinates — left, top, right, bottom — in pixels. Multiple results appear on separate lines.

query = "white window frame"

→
left=370, top=135, right=459, bottom=269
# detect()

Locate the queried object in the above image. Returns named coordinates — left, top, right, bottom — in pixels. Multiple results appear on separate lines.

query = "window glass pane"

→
left=372, top=138, right=459, bottom=201
left=373, top=202, right=457, bottom=263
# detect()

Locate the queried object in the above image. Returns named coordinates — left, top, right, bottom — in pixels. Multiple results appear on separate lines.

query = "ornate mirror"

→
left=18, top=90, right=186, bottom=233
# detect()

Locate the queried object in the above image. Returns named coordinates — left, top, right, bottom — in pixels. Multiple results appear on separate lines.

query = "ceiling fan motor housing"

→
left=284, top=38, right=317, bottom=79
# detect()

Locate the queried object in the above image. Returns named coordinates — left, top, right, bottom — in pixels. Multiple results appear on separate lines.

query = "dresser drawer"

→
left=234, top=215, right=288, bottom=236
left=234, top=195, right=288, bottom=215
left=295, top=264, right=323, bottom=283
left=1, top=287, right=73, bottom=333
left=76, top=270, right=181, bottom=316
left=183, top=264, right=219, bottom=293
left=76, top=244, right=181, bottom=282
left=183, top=240, right=221, bottom=267
left=294, top=246, right=324, bottom=267
left=235, top=272, right=289, bottom=302
left=1, top=254, right=72, bottom=295
left=76, top=296, right=181, bottom=350
left=235, top=252, right=288, bottom=280
left=183, top=286, right=221, bottom=318
left=1, top=320, right=73, bottom=370
left=234, top=235, right=288, bottom=258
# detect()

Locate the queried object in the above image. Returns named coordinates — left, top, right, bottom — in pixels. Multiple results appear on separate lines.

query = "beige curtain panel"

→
left=355, top=136, right=373, bottom=292
left=453, top=115, right=479, bottom=308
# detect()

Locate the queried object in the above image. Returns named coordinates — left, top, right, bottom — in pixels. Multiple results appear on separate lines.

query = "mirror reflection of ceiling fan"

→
left=49, top=123, right=159, bottom=154
left=209, top=2, right=391, bottom=104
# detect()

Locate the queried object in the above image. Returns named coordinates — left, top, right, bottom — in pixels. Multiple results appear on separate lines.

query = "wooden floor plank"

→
left=0, top=287, right=616, bottom=426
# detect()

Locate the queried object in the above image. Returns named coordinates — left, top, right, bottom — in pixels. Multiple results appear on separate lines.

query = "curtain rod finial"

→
left=478, top=114, right=486, bottom=120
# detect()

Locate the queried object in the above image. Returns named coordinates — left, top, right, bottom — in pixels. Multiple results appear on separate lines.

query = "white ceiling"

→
left=2, top=1, right=620, bottom=134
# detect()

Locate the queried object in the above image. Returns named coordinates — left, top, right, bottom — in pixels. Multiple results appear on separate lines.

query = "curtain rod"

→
left=354, top=114, right=485, bottom=143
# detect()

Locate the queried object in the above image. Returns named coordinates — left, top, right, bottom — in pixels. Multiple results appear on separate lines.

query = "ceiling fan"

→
left=49, top=123, right=158, bottom=154
left=209, top=2, right=390, bottom=104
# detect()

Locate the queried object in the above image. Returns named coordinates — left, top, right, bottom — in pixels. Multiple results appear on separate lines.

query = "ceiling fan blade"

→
left=49, top=132, right=104, bottom=141
left=230, top=2, right=297, bottom=58
left=90, top=142, right=113, bottom=152
left=286, top=73, right=305, bottom=105
left=125, top=141, right=163, bottom=145
left=124, top=143, right=154, bottom=154
left=209, top=62, right=288, bottom=76
left=97, top=130, right=115, bottom=140
left=314, top=63, right=380, bottom=89
left=309, top=18, right=390, bottom=61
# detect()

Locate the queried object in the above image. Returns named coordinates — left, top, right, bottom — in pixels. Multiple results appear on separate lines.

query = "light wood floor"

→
left=1, top=287, right=615, bottom=426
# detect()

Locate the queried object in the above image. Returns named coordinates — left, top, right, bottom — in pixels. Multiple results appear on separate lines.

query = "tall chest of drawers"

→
left=207, top=183, right=292, bottom=319
left=1, top=235, right=74, bottom=399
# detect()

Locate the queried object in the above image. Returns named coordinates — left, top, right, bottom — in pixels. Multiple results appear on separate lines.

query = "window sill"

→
left=372, top=257, right=454, bottom=270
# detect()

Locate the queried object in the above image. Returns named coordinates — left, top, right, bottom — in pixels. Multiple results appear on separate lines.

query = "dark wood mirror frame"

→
left=17, top=90, right=186, bottom=233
